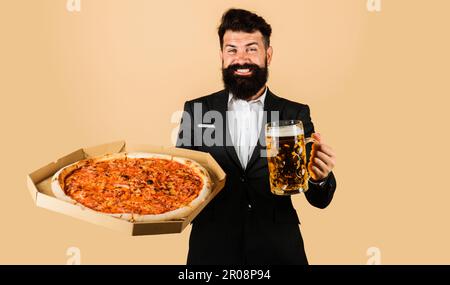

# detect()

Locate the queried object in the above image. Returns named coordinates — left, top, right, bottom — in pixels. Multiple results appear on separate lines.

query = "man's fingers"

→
left=314, top=151, right=336, bottom=169
left=313, top=143, right=335, bottom=158
left=313, top=157, right=329, bottom=173
left=310, top=165, right=325, bottom=179
left=309, top=134, right=335, bottom=180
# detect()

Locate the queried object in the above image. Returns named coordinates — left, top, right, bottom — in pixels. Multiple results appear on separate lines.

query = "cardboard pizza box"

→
left=26, top=140, right=226, bottom=236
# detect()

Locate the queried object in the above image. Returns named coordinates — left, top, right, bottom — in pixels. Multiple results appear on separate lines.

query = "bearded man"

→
left=176, top=8, right=337, bottom=265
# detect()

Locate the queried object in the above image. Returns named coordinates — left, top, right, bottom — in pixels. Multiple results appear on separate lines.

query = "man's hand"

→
left=308, top=133, right=336, bottom=182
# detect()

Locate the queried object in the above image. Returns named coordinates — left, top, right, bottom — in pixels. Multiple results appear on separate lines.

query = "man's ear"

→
left=219, top=48, right=224, bottom=62
left=266, top=46, right=273, bottom=66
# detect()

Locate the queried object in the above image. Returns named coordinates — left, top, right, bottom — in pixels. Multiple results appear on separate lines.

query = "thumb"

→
left=312, top=132, right=322, bottom=143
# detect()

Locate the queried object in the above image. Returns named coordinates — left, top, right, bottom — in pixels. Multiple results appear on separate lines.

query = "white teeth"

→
left=236, top=69, right=250, bottom=73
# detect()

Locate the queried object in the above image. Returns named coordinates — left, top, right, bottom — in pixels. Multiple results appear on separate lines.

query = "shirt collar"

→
left=228, top=86, right=268, bottom=105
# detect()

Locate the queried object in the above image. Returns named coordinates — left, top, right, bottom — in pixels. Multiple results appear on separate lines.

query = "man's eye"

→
left=228, top=49, right=237, bottom=54
left=247, top=48, right=258, bottom=52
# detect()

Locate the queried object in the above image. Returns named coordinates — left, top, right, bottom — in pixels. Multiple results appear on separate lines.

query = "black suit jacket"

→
left=176, top=88, right=337, bottom=265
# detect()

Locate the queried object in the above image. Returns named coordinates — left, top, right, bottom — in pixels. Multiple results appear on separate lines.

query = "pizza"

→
left=50, top=152, right=212, bottom=222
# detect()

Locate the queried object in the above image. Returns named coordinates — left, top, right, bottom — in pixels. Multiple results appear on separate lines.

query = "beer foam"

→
left=266, top=125, right=304, bottom=137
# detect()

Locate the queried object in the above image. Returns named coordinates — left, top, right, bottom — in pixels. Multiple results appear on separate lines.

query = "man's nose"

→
left=234, top=50, right=251, bottom=65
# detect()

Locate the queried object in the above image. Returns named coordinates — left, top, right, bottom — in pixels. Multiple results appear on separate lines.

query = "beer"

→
left=265, top=120, right=315, bottom=196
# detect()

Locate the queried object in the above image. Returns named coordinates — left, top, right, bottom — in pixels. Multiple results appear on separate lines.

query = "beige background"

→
left=1, top=0, right=449, bottom=264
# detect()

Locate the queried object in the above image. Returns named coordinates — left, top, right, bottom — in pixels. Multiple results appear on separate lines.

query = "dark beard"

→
left=222, top=61, right=268, bottom=100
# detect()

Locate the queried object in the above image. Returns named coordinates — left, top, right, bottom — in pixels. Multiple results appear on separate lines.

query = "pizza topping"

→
left=63, top=157, right=205, bottom=215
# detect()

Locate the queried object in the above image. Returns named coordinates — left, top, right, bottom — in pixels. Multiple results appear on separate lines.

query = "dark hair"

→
left=218, top=9, right=272, bottom=49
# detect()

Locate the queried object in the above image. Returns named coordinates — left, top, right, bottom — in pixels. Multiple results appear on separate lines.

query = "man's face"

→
left=221, top=31, right=273, bottom=100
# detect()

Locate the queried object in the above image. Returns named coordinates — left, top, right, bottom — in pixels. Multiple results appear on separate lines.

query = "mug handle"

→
left=305, top=137, right=318, bottom=145
left=305, top=136, right=319, bottom=181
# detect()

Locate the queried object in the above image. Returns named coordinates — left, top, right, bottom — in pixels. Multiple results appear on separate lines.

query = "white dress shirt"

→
left=227, top=87, right=267, bottom=169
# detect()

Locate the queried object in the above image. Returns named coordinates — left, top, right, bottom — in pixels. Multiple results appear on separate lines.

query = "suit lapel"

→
left=245, top=89, right=282, bottom=172
left=213, top=90, right=244, bottom=171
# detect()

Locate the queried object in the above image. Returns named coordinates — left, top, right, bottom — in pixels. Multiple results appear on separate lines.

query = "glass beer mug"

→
left=265, top=120, right=317, bottom=195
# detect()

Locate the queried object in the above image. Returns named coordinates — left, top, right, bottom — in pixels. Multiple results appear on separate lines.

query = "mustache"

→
left=225, top=63, right=262, bottom=72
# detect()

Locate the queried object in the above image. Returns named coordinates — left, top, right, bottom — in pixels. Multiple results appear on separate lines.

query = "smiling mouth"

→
left=234, top=69, right=253, bottom=76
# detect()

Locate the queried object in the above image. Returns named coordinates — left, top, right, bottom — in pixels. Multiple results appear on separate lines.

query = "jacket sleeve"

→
left=297, top=105, right=337, bottom=209
left=176, top=101, right=197, bottom=151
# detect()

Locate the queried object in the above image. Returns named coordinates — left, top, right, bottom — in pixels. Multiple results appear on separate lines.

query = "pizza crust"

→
left=50, top=152, right=212, bottom=222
